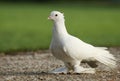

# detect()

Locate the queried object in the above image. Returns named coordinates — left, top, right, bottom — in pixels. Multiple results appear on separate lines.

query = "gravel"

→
left=0, top=47, right=120, bottom=81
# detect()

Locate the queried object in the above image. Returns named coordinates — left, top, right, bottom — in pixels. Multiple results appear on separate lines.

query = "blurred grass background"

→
left=0, top=2, right=120, bottom=52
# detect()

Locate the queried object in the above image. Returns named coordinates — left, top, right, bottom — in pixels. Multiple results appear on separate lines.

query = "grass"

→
left=0, top=3, right=120, bottom=52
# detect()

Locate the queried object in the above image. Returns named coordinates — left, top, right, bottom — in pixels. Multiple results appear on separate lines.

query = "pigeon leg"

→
left=74, top=61, right=96, bottom=74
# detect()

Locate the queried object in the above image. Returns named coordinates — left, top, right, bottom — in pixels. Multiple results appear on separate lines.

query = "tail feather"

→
left=94, top=50, right=117, bottom=68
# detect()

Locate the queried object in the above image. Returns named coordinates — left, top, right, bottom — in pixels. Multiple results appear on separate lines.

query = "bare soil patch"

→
left=0, top=47, right=120, bottom=81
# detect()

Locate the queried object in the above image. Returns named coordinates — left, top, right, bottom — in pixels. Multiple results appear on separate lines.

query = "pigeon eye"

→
left=55, top=14, right=58, bottom=16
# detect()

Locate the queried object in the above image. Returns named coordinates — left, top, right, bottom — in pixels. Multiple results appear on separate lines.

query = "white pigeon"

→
left=48, top=11, right=117, bottom=73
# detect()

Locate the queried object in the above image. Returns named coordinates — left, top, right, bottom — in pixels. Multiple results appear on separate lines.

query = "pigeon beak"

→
left=48, top=16, right=52, bottom=20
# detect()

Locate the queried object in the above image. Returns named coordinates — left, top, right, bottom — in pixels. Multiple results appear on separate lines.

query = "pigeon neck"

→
left=53, top=20, right=68, bottom=36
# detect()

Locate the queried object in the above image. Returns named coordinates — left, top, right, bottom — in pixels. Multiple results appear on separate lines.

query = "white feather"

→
left=49, top=11, right=117, bottom=73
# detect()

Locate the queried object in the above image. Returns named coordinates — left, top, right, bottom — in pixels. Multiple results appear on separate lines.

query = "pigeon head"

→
left=48, top=11, right=64, bottom=22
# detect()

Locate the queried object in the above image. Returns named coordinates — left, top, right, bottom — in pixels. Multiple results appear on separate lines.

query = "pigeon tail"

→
left=94, top=50, right=117, bottom=68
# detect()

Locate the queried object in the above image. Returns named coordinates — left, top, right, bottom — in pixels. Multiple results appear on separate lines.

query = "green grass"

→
left=0, top=3, right=120, bottom=52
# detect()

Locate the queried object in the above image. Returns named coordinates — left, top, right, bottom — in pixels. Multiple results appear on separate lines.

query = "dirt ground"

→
left=0, top=47, right=120, bottom=81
